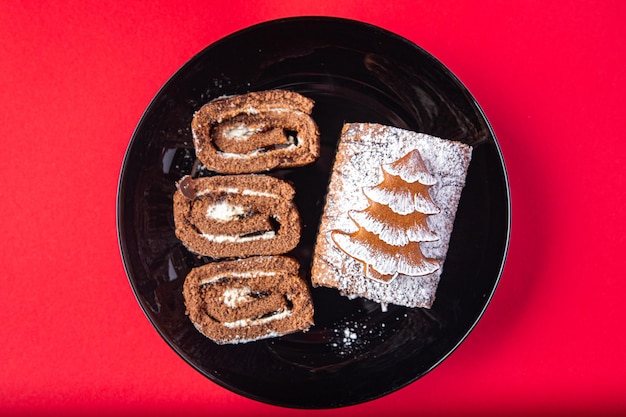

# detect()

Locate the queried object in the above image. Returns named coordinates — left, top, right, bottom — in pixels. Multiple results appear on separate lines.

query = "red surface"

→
left=2, top=1, right=625, bottom=415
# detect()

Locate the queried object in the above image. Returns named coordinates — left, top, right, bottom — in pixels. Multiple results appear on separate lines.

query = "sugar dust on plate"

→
left=329, top=320, right=388, bottom=357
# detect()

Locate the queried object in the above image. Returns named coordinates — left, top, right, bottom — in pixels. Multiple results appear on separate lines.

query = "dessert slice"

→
left=173, top=174, right=301, bottom=259
left=311, top=123, right=472, bottom=309
left=191, top=90, right=320, bottom=173
left=183, top=256, right=314, bottom=344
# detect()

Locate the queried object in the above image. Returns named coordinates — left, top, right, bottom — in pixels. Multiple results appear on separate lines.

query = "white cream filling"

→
left=267, top=108, right=305, bottom=115
left=240, top=188, right=279, bottom=198
left=222, top=286, right=253, bottom=308
left=223, top=309, right=292, bottom=328
left=205, top=201, right=246, bottom=221
left=200, top=230, right=276, bottom=243
left=216, top=107, right=302, bottom=122
left=219, top=144, right=298, bottom=159
left=223, top=124, right=262, bottom=140
left=213, top=107, right=305, bottom=157
left=196, top=187, right=279, bottom=199
left=199, top=270, right=277, bottom=284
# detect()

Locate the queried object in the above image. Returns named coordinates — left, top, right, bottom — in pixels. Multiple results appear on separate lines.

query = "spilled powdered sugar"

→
left=328, top=320, right=382, bottom=357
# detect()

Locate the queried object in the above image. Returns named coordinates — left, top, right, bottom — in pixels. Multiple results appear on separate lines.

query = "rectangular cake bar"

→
left=311, top=123, right=472, bottom=309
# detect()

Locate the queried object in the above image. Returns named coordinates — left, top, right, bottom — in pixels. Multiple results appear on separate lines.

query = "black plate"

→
left=117, top=17, right=510, bottom=409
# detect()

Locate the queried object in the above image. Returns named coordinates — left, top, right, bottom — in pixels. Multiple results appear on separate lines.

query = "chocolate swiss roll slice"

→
left=191, top=90, right=320, bottom=173
left=173, top=174, right=301, bottom=258
left=183, top=256, right=314, bottom=344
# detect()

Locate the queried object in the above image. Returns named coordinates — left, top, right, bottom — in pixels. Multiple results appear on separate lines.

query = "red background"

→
left=2, top=1, right=625, bottom=416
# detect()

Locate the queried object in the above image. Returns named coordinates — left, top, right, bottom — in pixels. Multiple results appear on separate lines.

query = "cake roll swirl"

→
left=191, top=90, right=320, bottom=173
left=183, top=256, right=314, bottom=344
left=173, top=174, right=301, bottom=258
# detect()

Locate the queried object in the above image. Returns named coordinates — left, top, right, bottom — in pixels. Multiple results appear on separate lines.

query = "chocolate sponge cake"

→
left=173, top=174, right=301, bottom=259
left=183, top=256, right=314, bottom=344
left=311, top=123, right=472, bottom=309
left=191, top=90, right=320, bottom=173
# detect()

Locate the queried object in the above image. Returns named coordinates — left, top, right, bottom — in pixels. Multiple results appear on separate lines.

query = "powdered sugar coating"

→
left=383, top=149, right=437, bottom=185
left=311, top=123, right=472, bottom=308
left=363, top=182, right=440, bottom=215
left=348, top=208, right=439, bottom=246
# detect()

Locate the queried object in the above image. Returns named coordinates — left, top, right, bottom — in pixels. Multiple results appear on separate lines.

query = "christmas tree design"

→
left=331, top=149, right=441, bottom=283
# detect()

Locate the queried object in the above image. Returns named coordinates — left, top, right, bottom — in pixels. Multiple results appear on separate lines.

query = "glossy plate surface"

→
left=117, top=17, right=510, bottom=408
